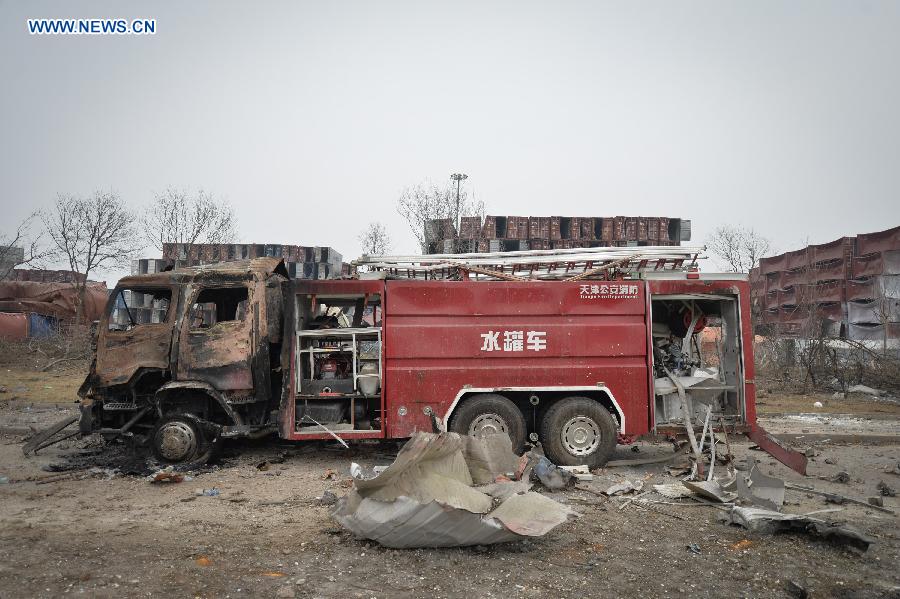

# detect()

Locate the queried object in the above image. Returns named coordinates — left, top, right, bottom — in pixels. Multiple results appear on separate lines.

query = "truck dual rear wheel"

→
left=540, top=397, right=617, bottom=467
left=152, top=414, right=219, bottom=465
left=449, top=393, right=526, bottom=454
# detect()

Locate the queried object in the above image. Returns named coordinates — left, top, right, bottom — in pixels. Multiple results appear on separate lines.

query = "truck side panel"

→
left=383, top=280, right=649, bottom=438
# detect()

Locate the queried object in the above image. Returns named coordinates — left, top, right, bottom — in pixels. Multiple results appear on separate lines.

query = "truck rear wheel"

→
left=540, top=397, right=617, bottom=467
left=449, top=393, right=526, bottom=454
left=152, top=414, right=219, bottom=465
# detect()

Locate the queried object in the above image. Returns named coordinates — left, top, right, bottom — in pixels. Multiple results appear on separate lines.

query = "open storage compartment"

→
left=294, top=292, right=384, bottom=434
left=650, top=293, right=745, bottom=429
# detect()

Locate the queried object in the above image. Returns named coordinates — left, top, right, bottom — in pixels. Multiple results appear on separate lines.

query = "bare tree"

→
left=42, top=191, right=139, bottom=322
left=141, top=188, right=237, bottom=258
left=358, top=222, right=392, bottom=256
left=397, top=179, right=485, bottom=252
left=706, top=225, right=772, bottom=273
left=0, top=213, right=49, bottom=280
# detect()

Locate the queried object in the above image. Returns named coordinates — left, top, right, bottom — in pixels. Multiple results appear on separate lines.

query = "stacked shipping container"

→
left=429, top=215, right=691, bottom=254
left=116, top=243, right=347, bottom=327
left=751, top=225, right=900, bottom=344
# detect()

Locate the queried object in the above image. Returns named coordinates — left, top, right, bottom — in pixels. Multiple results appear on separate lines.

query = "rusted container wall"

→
left=580, top=217, right=594, bottom=240
left=856, top=225, right=900, bottom=256
left=515, top=218, right=527, bottom=239
left=0, top=312, right=27, bottom=341
left=506, top=216, right=520, bottom=240
left=548, top=216, right=561, bottom=240
left=569, top=217, right=581, bottom=240
left=613, top=217, right=626, bottom=241
left=483, top=216, right=497, bottom=239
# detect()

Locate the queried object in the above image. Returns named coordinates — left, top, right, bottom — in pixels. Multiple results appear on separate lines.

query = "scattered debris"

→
left=653, top=483, right=694, bottom=499
left=532, top=456, right=576, bottom=490
left=21, top=415, right=78, bottom=456
left=847, top=384, right=882, bottom=396
left=785, top=482, right=895, bottom=515
left=322, top=469, right=338, bottom=480
left=830, top=471, right=850, bottom=484
left=194, top=556, right=212, bottom=566
left=686, top=543, right=701, bottom=555
left=734, top=465, right=785, bottom=511
left=331, top=432, right=576, bottom=548
left=785, top=580, right=810, bottom=599
left=317, top=490, right=338, bottom=506
left=729, top=539, right=753, bottom=551
left=196, top=488, right=220, bottom=497
left=727, top=506, right=874, bottom=552
left=149, top=467, right=185, bottom=484
left=559, top=465, right=593, bottom=481
left=0, top=476, right=8, bottom=484
left=604, top=480, right=644, bottom=496
left=682, top=480, right=736, bottom=503
left=877, top=480, right=896, bottom=497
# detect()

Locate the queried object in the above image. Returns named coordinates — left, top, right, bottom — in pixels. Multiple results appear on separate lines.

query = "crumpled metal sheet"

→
left=331, top=432, right=576, bottom=548
left=728, top=506, right=874, bottom=552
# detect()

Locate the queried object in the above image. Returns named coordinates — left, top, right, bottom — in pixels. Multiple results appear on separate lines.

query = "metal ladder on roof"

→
left=352, top=245, right=706, bottom=281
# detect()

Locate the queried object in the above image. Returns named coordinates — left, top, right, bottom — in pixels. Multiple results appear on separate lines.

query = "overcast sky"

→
left=1, top=1, right=898, bottom=283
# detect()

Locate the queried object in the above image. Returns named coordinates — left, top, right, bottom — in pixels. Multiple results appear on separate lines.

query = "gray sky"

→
left=1, top=0, right=898, bottom=283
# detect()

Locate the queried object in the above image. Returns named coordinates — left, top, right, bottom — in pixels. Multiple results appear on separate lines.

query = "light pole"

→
left=451, top=173, right=468, bottom=236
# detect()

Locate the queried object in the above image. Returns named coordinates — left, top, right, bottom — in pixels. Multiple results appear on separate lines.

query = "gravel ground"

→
left=1, top=392, right=899, bottom=599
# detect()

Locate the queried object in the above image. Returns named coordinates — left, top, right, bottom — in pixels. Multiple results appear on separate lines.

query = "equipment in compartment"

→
left=651, top=297, right=743, bottom=427
left=295, top=326, right=382, bottom=432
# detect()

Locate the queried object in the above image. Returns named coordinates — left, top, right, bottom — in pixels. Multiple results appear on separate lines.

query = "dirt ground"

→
left=1, top=367, right=900, bottom=598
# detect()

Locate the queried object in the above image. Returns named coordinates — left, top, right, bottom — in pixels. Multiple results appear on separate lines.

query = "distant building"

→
left=425, top=215, right=691, bottom=254
left=751, top=225, right=900, bottom=345
left=0, top=246, right=25, bottom=280
left=10, top=269, right=86, bottom=284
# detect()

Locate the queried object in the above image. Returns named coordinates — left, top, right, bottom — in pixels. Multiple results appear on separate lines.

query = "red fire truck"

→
left=78, top=247, right=805, bottom=472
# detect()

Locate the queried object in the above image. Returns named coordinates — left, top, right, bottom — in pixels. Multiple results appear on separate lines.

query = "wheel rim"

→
left=561, top=416, right=601, bottom=456
left=155, top=421, right=198, bottom=462
left=468, top=413, right=508, bottom=438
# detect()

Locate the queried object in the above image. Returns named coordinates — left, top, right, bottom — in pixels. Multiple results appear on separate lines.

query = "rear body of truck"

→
left=282, top=273, right=757, bottom=466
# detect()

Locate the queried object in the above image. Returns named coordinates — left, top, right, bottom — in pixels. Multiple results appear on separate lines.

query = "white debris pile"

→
left=331, top=431, right=577, bottom=548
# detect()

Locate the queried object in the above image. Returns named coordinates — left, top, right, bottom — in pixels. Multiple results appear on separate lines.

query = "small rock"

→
left=868, top=496, right=884, bottom=507
left=830, top=471, right=850, bottom=484
left=276, top=585, right=296, bottom=598
left=317, top=490, right=338, bottom=506
left=804, top=447, right=817, bottom=458
left=824, top=457, right=837, bottom=465
left=877, top=481, right=896, bottom=497
left=813, top=402, right=823, bottom=409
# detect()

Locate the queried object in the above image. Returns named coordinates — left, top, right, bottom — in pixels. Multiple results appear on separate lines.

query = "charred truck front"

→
left=78, top=258, right=289, bottom=464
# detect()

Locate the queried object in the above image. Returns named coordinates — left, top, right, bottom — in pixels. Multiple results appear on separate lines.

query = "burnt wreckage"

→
left=78, top=258, right=289, bottom=463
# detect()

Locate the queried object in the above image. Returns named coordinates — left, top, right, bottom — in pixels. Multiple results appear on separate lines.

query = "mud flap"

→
left=746, top=424, right=808, bottom=476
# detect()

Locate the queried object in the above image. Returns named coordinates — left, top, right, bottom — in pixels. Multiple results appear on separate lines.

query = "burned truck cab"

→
left=78, top=258, right=289, bottom=463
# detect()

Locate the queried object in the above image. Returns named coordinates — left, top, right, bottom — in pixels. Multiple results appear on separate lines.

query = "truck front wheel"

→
left=449, top=393, right=526, bottom=454
left=152, top=414, right=219, bottom=465
left=540, top=397, right=617, bottom=467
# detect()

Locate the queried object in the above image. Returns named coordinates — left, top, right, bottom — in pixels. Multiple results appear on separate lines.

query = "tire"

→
left=151, top=413, right=220, bottom=465
left=449, top=393, right=526, bottom=454
left=540, top=397, right=617, bottom=467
